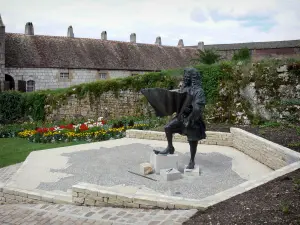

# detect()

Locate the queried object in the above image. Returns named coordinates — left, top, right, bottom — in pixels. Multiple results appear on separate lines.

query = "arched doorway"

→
left=4, top=74, right=15, bottom=90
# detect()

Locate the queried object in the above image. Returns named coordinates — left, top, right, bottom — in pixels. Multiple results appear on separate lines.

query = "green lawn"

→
left=0, top=138, right=87, bottom=168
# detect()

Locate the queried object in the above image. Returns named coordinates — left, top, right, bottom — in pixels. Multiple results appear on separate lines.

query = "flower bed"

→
left=17, top=118, right=149, bottom=143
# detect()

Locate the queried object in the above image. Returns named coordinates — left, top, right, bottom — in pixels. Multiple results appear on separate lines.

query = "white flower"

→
left=98, top=117, right=103, bottom=121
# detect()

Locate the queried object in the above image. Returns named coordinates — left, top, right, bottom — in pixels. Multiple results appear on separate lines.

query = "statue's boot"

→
left=153, top=146, right=175, bottom=155
left=186, top=160, right=195, bottom=170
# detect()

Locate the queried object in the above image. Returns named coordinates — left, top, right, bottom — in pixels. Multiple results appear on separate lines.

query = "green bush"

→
left=0, top=91, right=25, bottom=124
left=232, top=48, right=251, bottom=61
left=195, top=61, right=233, bottom=104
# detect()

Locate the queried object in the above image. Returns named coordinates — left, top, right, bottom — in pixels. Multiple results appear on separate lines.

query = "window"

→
left=26, top=80, right=35, bottom=92
left=60, top=72, right=69, bottom=79
left=99, top=73, right=107, bottom=80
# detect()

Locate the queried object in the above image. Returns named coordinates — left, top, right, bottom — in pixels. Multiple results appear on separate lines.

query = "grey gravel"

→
left=37, top=143, right=246, bottom=199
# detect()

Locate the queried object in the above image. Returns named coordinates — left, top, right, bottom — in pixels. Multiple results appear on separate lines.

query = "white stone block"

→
left=184, top=164, right=201, bottom=176
left=150, top=152, right=179, bottom=174
left=140, top=163, right=153, bottom=175
left=160, top=168, right=182, bottom=181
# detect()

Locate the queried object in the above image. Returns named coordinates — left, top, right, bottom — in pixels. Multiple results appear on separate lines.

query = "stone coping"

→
left=0, top=185, right=72, bottom=205
left=126, top=129, right=233, bottom=146
left=230, top=128, right=300, bottom=170
left=126, top=128, right=300, bottom=170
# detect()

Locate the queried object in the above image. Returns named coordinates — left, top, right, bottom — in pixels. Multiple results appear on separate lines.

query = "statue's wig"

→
left=183, top=68, right=202, bottom=88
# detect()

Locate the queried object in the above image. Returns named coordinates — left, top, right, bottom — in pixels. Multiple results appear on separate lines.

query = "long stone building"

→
left=1, top=14, right=299, bottom=92
left=0, top=15, right=200, bottom=92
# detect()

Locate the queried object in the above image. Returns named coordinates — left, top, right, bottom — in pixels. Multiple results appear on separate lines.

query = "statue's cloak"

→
left=141, top=88, right=192, bottom=118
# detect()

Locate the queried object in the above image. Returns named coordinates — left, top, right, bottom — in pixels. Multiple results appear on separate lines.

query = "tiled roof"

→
left=187, top=40, right=300, bottom=51
left=5, top=33, right=198, bottom=70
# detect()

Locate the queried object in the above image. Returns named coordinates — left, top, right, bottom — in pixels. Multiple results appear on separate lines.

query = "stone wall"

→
left=126, top=128, right=300, bottom=171
left=4, top=67, right=146, bottom=91
left=216, top=48, right=300, bottom=60
left=0, top=184, right=71, bottom=205
left=231, top=128, right=300, bottom=170
left=45, top=90, right=152, bottom=121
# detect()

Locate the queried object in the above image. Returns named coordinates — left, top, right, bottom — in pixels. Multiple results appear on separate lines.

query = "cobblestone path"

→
left=0, top=203, right=196, bottom=225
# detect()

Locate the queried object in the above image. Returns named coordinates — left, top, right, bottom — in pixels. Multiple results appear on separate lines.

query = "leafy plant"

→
left=232, top=48, right=251, bottom=61
left=0, top=91, right=25, bottom=124
left=280, top=202, right=290, bottom=214
left=192, top=49, right=222, bottom=65
left=259, top=121, right=282, bottom=128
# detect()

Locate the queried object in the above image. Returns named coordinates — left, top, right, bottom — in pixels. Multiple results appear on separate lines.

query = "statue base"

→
left=160, top=168, right=181, bottom=181
left=150, top=152, right=179, bottom=174
left=184, top=164, right=200, bottom=176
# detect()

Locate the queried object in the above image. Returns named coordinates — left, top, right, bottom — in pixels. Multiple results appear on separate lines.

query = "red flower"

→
left=66, top=124, right=74, bottom=130
left=49, top=127, right=55, bottom=131
left=59, top=125, right=66, bottom=129
left=36, top=127, right=48, bottom=133
left=79, top=124, right=89, bottom=131
left=101, top=120, right=106, bottom=125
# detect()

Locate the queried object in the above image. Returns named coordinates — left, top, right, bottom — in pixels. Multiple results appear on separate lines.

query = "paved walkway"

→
left=0, top=203, right=195, bottom=225
left=0, top=163, right=197, bottom=225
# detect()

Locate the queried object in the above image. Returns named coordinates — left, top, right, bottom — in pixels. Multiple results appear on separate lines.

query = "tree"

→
left=192, top=49, right=221, bottom=65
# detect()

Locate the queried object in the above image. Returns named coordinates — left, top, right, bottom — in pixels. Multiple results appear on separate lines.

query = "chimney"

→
left=130, top=33, right=136, bottom=43
left=25, top=22, right=34, bottom=35
left=177, top=39, right=184, bottom=47
left=198, top=41, right=204, bottom=51
left=155, top=36, right=162, bottom=45
left=67, top=26, right=74, bottom=38
left=0, top=14, right=4, bottom=27
left=101, top=31, right=107, bottom=40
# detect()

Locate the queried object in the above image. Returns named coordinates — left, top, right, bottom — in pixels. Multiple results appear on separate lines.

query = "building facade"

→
left=0, top=16, right=200, bottom=92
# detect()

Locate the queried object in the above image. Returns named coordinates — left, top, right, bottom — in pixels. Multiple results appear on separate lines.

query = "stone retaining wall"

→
left=126, top=130, right=233, bottom=146
left=126, top=128, right=300, bottom=170
left=72, top=183, right=205, bottom=210
left=0, top=184, right=71, bottom=205
left=230, top=128, right=300, bottom=170
left=46, top=91, right=153, bottom=121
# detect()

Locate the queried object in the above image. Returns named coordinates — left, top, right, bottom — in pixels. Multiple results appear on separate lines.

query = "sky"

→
left=1, top=0, right=300, bottom=46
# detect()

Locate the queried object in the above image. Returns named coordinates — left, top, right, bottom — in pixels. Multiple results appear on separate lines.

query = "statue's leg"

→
left=186, top=140, right=198, bottom=169
left=156, top=118, right=182, bottom=155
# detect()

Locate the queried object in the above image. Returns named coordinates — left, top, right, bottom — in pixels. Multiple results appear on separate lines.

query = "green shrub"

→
left=0, top=91, right=25, bottom=124
left=232, top=48, right=251, bottom=61
left=195, top=61, right=234, bottom=104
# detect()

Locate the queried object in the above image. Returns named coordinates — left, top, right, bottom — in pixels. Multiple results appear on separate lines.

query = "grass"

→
left=0, top=138, right=87, bottom=168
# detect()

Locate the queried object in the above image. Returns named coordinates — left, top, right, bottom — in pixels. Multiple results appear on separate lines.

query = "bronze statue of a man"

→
left=154, top=68, right=206, bottom=169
